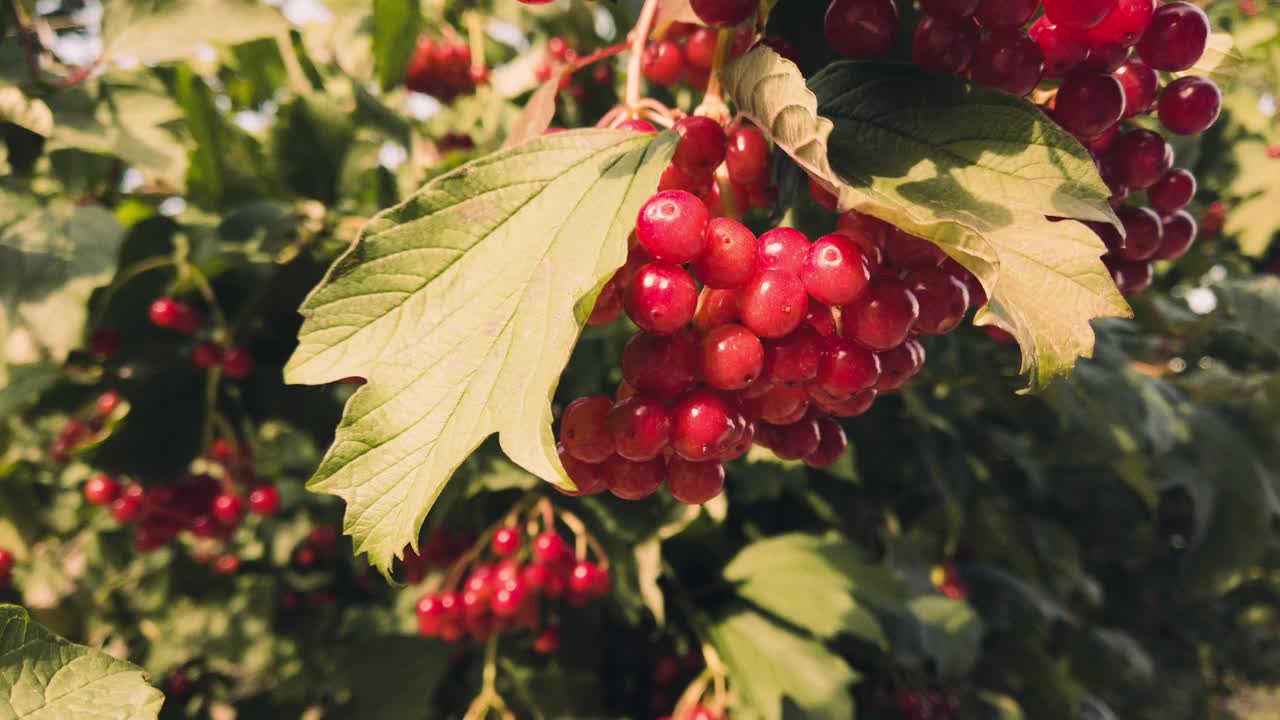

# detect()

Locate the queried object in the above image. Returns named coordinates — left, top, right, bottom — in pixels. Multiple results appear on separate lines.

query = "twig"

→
left=8, top=0, right=41, bottom=84
left=625, top=0, right=663, bottom=106
left=692, top=28, right=734, bottom=123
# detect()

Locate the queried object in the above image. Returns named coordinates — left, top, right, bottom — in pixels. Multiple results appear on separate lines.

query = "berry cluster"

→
left=85, top=440, right=280, bottom=558
left=397, top=528, right=475, bottom=584
left=50, top=390, right=122, bottom=463
left=821, top=0, right=1217, bottom=295
left=534, top=36, right=613, bottom=104
left=885, top=689, right=961, bottom=720
left=643, top=23, right=754, bottom=92
left=0, top=547, right=13, bottom=591
left=656, top=117, right=777, bottom=219
left=563, top=125, right=984, bottom=501
left=404, top=36, right=485, bottom=102
left=416, top=522, right=609, bottom=650
left=150, top=297, right=255, bottom=379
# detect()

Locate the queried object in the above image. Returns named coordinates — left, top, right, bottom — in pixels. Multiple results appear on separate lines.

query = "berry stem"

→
left=443, top=495, right=540, bottom=588
left=692, top=28, right=735, bottom=124
left=462, top=635, right=509, bottom=720
left=465, top=11, right=486, bottom=76
left=625, top=0, right=663, bottom=106
left=87, top=256, right=178, bottom=334
left=555, top=507, right=609, bottom=569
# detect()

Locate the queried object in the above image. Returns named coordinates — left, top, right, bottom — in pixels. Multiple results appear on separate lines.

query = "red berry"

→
left=770, top=418, right=822, bottom=460
left=726, top=127, right=770, bottom=185
left=804, top=417, right=849, bottom=468
left=808, top=177, right=839, bottom=210
left=817, top=336, right=882, bottom=395
left=607, top=395, right=672, bottom=461
left=920, top=0, right=979, bottom=17
left=1136, top=2, right=1209, bottom=71
left=1148, top=168, right=1196, bottom=213
left=569, top=560, right=608, bottom=596
left=691, top=0, right=756, bottom=26
left=1054, top=72, right=1126, bottom=139
left=417, top=593, right=448, bottom=636
left=1030, top=16, right=1090, bottom=77
left=556, top=444, right=611, bottom=496
left=637, top=190, right=710, bottom=264
left=533, top=626, right=560, bottom=653
left=1114, top=207, right=1164, bottom=261
left=1044, top=0, right=1117, bottom=29
left=802, top=233, right=872, bottom=305
left=84, top=474, right=121, bottom=506
left=763, top=325, right=826, bottom=386
left=560, top=396, right=616, bottom=463
left=211, top=493, right=245, bottom=525
left=685, top=28, right=719, bottom=69
left=1108, top=129, right=1173, bottom=189
left=701, top=324, right=766, bottom=391
left=693, top=218, right=757, bottom=290
left=1080, top=39, right=1129, bottom=74
left=110, top=490, right=144, bottom=523
left=906, top=268, right=970, bottom=335
left=971, top=30, right=1045, bottom=96
left=642, top=41, right=686, bottom=85
left=673, top=117, right=728, bottom=177
left=95, top=391, right=121, bottom=417
left=694, top=287, right=741, bottom=330
left=622, top=331, right=699, bottom=399
left=1112, top=60, right=1160, bottom=117
left=221, top=347, right=253, bottom=379
left=756, top=228, right=811, bottom=275
left=883, top=229, right=947, bottom=270
left=825, top=0, right=900, bottom=59
left=1158, top=76, right=1221, bottom=135
left=607, top=455, right=666, bottom=500
left=876, top=338, right=927, bottom=391
left=148, top=298, right=183, bottom=328
left=1107, top=257, right=1154, bottom=294
left=666, top=457, right=726, bottom=504
left=1153, top=210, right=1197, bottom=261
left=755, top=384, right=811, bottom=425
left=626, top=263, right=698, bottom=335
left=1088, top=0, right=1155, bottom=47
left=491, top=579, right=527, bottom=617
left=192, top=341, right=223, bottom=369
left=533, top=531, right=570, bottom=564
left=248, top=486, right=281, bottom=515
left=89, top=329, right=120, bottom=358
left=671, top=390, right=741, bottom=461
left=974, top=0, right=1039, bottom=28
left=213, top=553, right=240, bottom=575
left=912, top=14, right=981, bottom=75
left=619, top=118, right=658, bottom=133
left=842, top=276, right=920, bottom=350
left=738, top=270, right=809, bottom=338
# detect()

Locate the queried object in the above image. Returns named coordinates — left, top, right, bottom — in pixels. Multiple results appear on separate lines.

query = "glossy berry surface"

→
left=1030, top=17, right=1090, bottom=77
left=84, top=474, right=121, bottom=506
left=642, top=41, right=685, bottom=85
left=1112, top=60, right=1159, bottom=118
left=560, top=396, right=616, bottom=463
left=756, top=228, right=811, bottom=274
left=693, top=218, right=757, bottom=289
left=625, top=263, right=699, bottom=335
left=1148, top=168, right=1196, bottom=213
left=622, top=332, right=698, bottom=399
left=1158, top=76, right=1221, bottom=135
left=211, top=493, right=244, bottom=525
left=701, top=324, right=765, bottom=391
left=1115, top=206, right=1163, bottom=261
left=912, top=14, right=981, bottom=75
left=842, top=276, right=920, bottom=351
left=1109, top=129, right=1173, bottom=190
left=1087, top=0, right=1155, bottom=46
left=1044, top=0, right=1117, bottom=29
left=690, top=0, right=756, bottom=27
left=607, top=395, right=672, bottom=461
left=1136, top=2, right=1209, bottom=71
left=1154, top=210, right=1197, bottom=261
left=607, top=455, right=665, bottom=500
left=666, top=457, right=726, bottom=504
left=971, top=30, right=1045, bottom=96
left=557, top=444, right=610, bottom=496
left=974, top=0, right=1040, bottom=28
left=1054, top=72, right=1126, bottom=139
left=906, top=268, right=971, bottom=335
left=248, top=486, right=280, bottom=516
left=670, top=390, right=740, bottom=461
left=726, top=127, right=770, bottom=185
left=738, top=270, right=809, bottom=339
left=824, top=0, right=900, bottom=59
left=816, top=337, right=881, bottom=395
left=672, top=117, right=727, bottom=177
left=802, top=233, right=872, bottom=306
left=636, top=190, right=709, bottom=264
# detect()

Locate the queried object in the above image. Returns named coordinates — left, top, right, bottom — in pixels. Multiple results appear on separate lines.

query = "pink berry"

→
left=622, top=331, right=699, bottom=399
left=1153, top=210, right=1197, bottom=261
left=690, top=0, right=756, bottom=26
left=912, top=14, right=981, bottom=75
left=726, top=127, right=771, bottom=185
left=738, top=270, right=809, bottom=339
left=636, top=190, right=709, bottom=264
left=1030, top=16, right=1090, bottom=77
left=906, top=268, right=970, bottom=335
left=876, top=338, right=927, bottom=391
left=756, top=228, right=811, bottom=275
left=971, top=30, right=1045, bottom=97
left=672, top=117, right=728, bottom=177
left=817, top=336, right=882, bottom=396
left=1054, top=72, right=1126, bottom=139
left=1148, top=168, right=1196, bottom=213
left=1112, top=60, right=1160, bottom=118
left=1114, top=206, right=1164, bottom=261
left=1088, top=0, right=1155, bottom=47
left=803, top=417, right=849, bottom=468
left=625, top=263, right=699, bottom=335
left=763, top=324, right=826, bottom=386
left=701, top=324, right=766, bottom=391
left=802, top=233, right=872, bottom=305
left=556, top=443, right=611, bottom=496
left=693, top=218, right=758, bottom=290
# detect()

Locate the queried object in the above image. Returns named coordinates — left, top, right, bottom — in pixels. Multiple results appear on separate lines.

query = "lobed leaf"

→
left=285, top=129, right=677, bottom=571
left=721, top=48, right=1131, bottom=390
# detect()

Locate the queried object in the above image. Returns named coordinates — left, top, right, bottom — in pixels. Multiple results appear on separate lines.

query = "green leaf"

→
left=721, top=48, right=1130, bottom=390
left=285, top=129, right=677, bottom=571
left=0, top=196, right=124, bottom=385
left=0, top=87, right=52, bottom=137
left=0, top=604, right=165, bottom=719
left=102, top=0, right=290, bottom=64
left=1215, top=275, right=1280, bottom=356
left=907, top=595, right=984, bottom=678
left=1223, top=138, right=1280, bottom=257
left=270, top=95, right=356, bottom=205
left=724, top=533, right=904, bottom=646
left=333, top=636, right=447, bottom=720
left=977, top=692, right=1025, bottom=720
left=0, top=364, right=59, bottom=419
left=171, top=66, right=274, bottom=209
left=710, top=608, right=858, bottom=720
left=372, top=0, right=422, bottom=91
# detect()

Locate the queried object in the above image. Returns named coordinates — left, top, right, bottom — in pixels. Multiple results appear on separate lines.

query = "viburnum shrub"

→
left=1, top=0, right=1277, bottom=719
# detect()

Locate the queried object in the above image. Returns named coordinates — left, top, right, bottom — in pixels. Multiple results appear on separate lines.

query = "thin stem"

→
left=444, top=495, right=540, bottom=589
left=556, top=507, right=609, bottom=570
left=87, top=256, right=179, bottom=332
left=466, top=12, right=486, bottom=74
left=180, top=263, right=229, bottom=338
left=693, top=28, right=734, bottom=123
left=625, top=0, right=663, bottom=106
left=8, top=0, right=40, bottom=84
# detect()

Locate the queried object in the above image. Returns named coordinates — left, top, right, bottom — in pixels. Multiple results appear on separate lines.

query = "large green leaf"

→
left=1215, top=275, right=1280, bottom=356
left=285, top=129, right=676, bottom=571
left=907, top=595, right=984, bottom=678
left=102, top=0, right=290, bottom=64
left=721, top=48, right=1130, bottom=390
left=710, top=608, right=858, bottom=720
left=171, top=66, right=275, bottom=209
left=723, top=533, right=904, bottom=646
left=0, top=604, right=164, bottom=719
left=0, top=194, right=124, bottom=386
left=372, top=0, right=422, bottom=91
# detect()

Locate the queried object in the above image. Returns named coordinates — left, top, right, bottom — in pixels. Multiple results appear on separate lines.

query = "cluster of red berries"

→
left=560, top=118, right=983, bottom=501
left=149, top=298, right=254, bottom=379
left=534, top=37, right=612, bottom=104
left=405, top=36, right=486, bottom=102
left=416, top=526, right=609, bottom=649
left=50, top=390, right=122, bottom=463
left=396, top=528, right=474, bottom=583
left=0, top=547, right=13, bottom=591
left=821, top=0, right=1217, bottom=295
left=642, top=23, right=758, bottom=92
left=884, top=689, right=961, bottom=720
left=86, top=439, right=280, bottom=556
left=652, top=116, right=777, bottom=219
